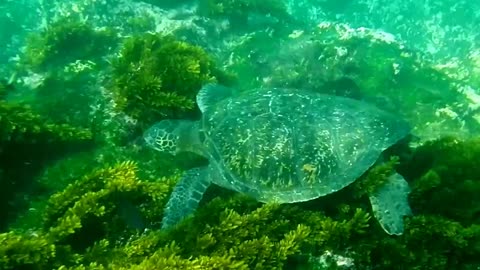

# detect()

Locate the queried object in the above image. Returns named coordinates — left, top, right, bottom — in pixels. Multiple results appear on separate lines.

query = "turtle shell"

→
left=199, top=87, right=410, bottom=203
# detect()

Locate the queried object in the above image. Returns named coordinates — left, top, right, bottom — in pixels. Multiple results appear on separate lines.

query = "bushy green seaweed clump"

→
left=110, top=34, right=222, bottom=126
left=0, top=160, right=371, bottom=269
left=0, top=231, right=56, bottom=268
left=407, top=137, right=480, bottom=225
left=352, top=214, right=480, bottom=269
left=44, top=161, right=174, bottom=242
left=350, top=136, right=480, bottom=269
left=21, top=16, right=116, bottom=72
left=197, top=0, right=290, bottom=26
left=2, top=136, right=480, bottom=269
left=0, top=98, right=92, bottom=227
left=0, top=161, right=176, bottom=270
left=0, top=102, right=92, bottom=143
left=0, top=100, right=94, bottom=230
left=108, top=198, right=370, bottom=269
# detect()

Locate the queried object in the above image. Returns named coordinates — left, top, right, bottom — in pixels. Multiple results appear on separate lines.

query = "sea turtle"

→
left=144, top=84, right=412, bottom=234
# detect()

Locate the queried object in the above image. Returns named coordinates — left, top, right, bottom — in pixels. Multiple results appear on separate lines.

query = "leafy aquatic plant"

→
left=110, top=33, right=224, bottom=127
left=0, top=161, right=176, bottom=270
left=0, top=102, right=92, bottom=143
left=21, top=16, right=116, bottom=72
left=0, top=100, right=94, bottom=231
left=1, top=135, right=480, bottom=269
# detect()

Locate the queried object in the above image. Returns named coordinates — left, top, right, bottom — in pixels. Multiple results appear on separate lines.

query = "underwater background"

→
left=1, top=0, right=480, bottom=269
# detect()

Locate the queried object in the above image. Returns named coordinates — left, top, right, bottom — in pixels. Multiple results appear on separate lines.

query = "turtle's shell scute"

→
left=201, top=88, right=409, bottom=203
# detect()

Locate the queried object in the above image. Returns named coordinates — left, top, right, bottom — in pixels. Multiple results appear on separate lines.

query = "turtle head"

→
left=143, top=120, right=199, bottom=155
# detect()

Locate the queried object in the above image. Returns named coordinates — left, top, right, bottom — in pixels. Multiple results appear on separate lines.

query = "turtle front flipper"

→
left=368, top=172, right=412, bottom=235
left=162, top=166, right=211, bottom=229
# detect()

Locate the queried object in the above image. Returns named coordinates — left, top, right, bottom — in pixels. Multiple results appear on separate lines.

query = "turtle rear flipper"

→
left=162, top=166, right=211, bottom=229
left=368, top=172, right=412, bottom=235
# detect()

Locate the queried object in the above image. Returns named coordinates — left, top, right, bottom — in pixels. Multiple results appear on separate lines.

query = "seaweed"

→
left=20, top=16, right=116, bottom=72
left=2, top=135, right=480, bottom=269
left=0, top=161, right=176, bottom=270
left=0, top=100, right=94, bottom=231
left=109, top=33, right=226, bottom=127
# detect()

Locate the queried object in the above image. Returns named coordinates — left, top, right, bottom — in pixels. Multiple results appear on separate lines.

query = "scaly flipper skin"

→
left=368, top=172, right=412, bottom=235
left=162, top=166, right=211, bottom=229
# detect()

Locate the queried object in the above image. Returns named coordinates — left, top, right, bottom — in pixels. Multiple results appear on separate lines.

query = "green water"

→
left=0, top=0, right=479, bottom=269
